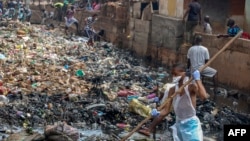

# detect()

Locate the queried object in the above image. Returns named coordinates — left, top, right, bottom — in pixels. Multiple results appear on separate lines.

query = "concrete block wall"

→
left=131, top=19, right=151, bottom=57
left=150, top=14, right=184, bottom=50
left=29, top=4, right=128, bottom=44
left=129, top=2, right=152, bottom=57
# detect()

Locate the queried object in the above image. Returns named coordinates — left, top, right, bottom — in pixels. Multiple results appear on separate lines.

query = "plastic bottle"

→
left=127, top=95, right=139, bottom=101
left=116, top=123, right=130, bottom=129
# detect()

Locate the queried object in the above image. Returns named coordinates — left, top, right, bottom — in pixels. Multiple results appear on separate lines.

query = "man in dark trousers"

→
left=183, top=0, right=202, bottom=44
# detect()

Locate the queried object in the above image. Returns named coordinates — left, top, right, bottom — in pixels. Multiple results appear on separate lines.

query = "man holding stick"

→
left=139, top=64, right=208, bottom=141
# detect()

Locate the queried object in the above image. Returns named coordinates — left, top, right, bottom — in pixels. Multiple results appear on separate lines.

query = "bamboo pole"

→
left=121, top=31, right=243, bottom=141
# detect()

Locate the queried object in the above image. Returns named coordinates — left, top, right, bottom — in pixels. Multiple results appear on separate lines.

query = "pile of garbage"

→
left=0, top=22, right=249, bottom=141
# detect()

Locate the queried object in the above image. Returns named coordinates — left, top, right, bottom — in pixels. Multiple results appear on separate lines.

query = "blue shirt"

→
left=187, top=2, right=201, bottom=22
left=227, top=26, right=241, bottom=37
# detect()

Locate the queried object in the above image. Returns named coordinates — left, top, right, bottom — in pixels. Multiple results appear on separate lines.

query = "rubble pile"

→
left=0, top=22, right=249, bottom=141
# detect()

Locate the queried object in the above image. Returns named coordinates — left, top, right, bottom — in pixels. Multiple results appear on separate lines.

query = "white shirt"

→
left=187, top=45, right=210, bottom=71
left=204, top=22, right=212, bottom=34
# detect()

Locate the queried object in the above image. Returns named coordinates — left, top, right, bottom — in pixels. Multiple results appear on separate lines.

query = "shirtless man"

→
left=139, top=64, right=208, bottom=141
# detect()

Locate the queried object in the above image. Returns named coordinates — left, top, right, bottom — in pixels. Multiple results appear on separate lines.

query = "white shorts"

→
left=200, top=66, right=217, bottom=78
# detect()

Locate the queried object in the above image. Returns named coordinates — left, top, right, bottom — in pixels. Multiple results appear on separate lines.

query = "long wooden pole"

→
left=121, top=31, right=243, bottom=141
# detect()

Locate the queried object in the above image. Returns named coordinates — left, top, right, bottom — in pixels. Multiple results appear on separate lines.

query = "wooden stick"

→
left=122, top=116, right=151, bottom=141
left=161, top=30, right=243, bottom=109
left=120, top=31, right=243, bottom=141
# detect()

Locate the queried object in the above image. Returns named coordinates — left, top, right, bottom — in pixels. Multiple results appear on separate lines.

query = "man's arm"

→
left=192, top=70, right=208, bottom=100
left=195, top=80, right=208, bottom=100
left=199, top=9, right=202, bottom=25
left=183, top=7, right=190, bottom=21
left=217, top=34, right=230, bottom=38
left=158, top=87, right=175, bottom=111
left=147, top=87, right=174, bottom=133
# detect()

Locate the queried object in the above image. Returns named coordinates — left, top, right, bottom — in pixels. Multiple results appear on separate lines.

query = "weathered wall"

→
left=159, top=0, right=184, bottom=18
left=29, top=4, right=128, bottom=44
left=198, top=0, right=229, bottom=34
left=198, top=0, right=248, bottom=33
left=150, top=14, right=183, bottom=50
left=128, top=2, right=153, bottom=57
left=245, top=0, right=250, bottom=32
left=130, top=19, right=151, bottom=56
left=179, top=33, right=250, bottom=91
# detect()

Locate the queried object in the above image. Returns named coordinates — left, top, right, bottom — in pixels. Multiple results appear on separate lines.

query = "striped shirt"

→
left=85, top=16, right=95, bottom=30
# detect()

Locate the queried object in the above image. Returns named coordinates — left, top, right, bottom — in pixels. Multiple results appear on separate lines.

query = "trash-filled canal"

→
left=0, top=23, right=249, bottom=141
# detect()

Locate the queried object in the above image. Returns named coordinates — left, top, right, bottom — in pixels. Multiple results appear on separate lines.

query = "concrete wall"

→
left=131, top=19, right=151, bottom=56
left=245, top=0, right=250, bottom=32
left=159, top=0, right=184, bottom=18
left=198, top=0, right=229, bottom=34
left=150, top=14, right=183, bottom=50
left=179, top=33, right=250, bottom=91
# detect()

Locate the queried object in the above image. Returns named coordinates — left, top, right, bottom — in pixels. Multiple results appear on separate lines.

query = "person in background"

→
left=24, top=7, right=32, bottom=22
left=17, top=9, right=24, bottom=21
left=84, top=14, right=98, bottom=46
left=183, top=0, right=202, bottom=45
left=203, top=15, right=212, bottom=34
left=187, top=35, right=218, bottom=95
left=4, top=0, right=16, bottom=19
left=54, top=2, right=64, bottom=21
left=8, top=0, right=15, bottom=9
left=93, top=0, right=100, bottom=11
left=17, top=4, right=25, bottom=21
left=41, top=9, right=49, bottom=24
left=62, top=0, right=75, bottom=17
left=139, top=63, right=208, bottom=141
left=64, top=6, right=78, bottom=35
left=217, top=19, right=241, bottom=38
left=92, top=0, right=97, bottom=9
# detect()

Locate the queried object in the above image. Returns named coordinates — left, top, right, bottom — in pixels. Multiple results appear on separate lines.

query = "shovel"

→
left=121, top=30, right=243, bottom=141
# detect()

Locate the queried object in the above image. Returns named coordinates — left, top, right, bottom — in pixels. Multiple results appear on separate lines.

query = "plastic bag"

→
left=129, top=99, right=152, bottom=118
left=170, top=116, right=203, bottom=141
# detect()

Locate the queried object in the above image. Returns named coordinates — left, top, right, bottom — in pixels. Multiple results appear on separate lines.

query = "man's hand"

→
left=151, top=109, right=160, bottom=117
left=217, top=34, right=222, bottom=38
left=193, top=70, right=201, bottom=80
